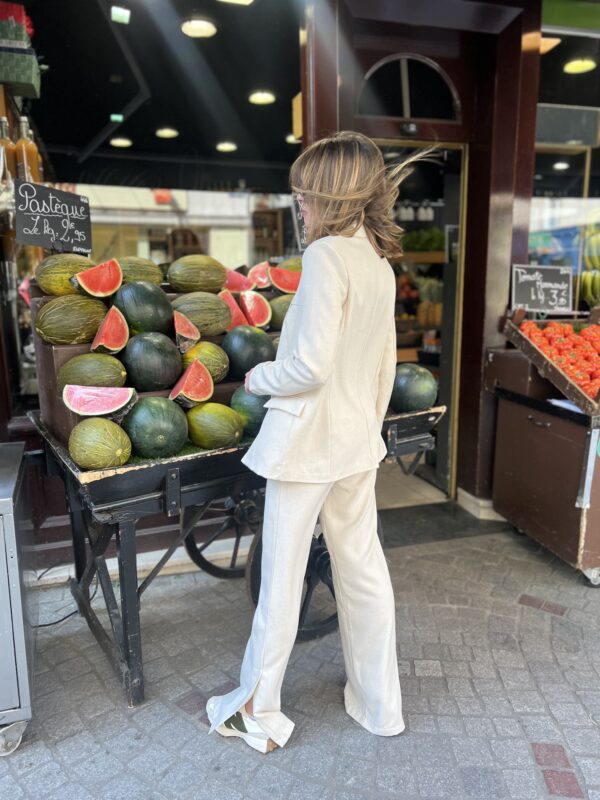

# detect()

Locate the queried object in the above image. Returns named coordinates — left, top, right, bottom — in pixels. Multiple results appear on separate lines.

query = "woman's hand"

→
left=244, top=369, right=254, bottom=393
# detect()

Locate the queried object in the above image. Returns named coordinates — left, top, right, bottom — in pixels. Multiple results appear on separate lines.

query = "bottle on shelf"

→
left=29, top=128, right=44, bottom=183
left=15, top=116, right=40, bottom=182
left=0, top=117, right=16, bottom=179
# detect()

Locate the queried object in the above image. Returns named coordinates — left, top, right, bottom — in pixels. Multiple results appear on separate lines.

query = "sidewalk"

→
left=3, top=508, right=600, bottom=799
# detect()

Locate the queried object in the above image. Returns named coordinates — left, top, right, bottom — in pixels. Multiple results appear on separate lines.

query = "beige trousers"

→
left=207, top=469, right=404, bottom=747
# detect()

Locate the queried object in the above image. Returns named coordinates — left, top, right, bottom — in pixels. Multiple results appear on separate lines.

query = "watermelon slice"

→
left=173, top=310, right=200, bottom=353
left=267, top=266, right=301, bottom=294
left=218, top=289, right=250, bottom=330
left=169, top=360, right=214, bottom=408
left=248, top=262, right=271, bottom=289
left=62, top=385, right=137, bottom=417
left=91, top=306, right=129, bottom=354
left=72, top=258, right=123, bottom=297
left=224, top=268, right=256, bottom=292
left=239, top=290, right=272, bottom=328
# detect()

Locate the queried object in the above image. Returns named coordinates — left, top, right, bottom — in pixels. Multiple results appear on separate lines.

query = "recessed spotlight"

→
left=217, top=0, right=254, bottom=4
left=181, top=17, right=217, bottom=38
left=563, top=58, right=596, bottom=75
left=286, top=133, right=300, bottom=144
left=156, top=127, right=179, bottom=139
left=110, top=113, right=124, bottom=123
left=249, top=90, right=276, bottom=105
left=384, top=151, right=401, bottom=160
left=553, top=161, right=569, bottom=171
left=110, top=136, right=132, bottom=148
left=216, top=141, right=237, bottom=153
left=111, top=5, right=131, bottom=24
left=534, top=174, right=543, bottom=180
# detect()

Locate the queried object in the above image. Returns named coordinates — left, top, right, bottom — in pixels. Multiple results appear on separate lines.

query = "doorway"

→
left=375, top=140, right=467, bottom=503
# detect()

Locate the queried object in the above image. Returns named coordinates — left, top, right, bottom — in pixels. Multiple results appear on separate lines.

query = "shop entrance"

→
left=376, top=141, right=467, bottom=500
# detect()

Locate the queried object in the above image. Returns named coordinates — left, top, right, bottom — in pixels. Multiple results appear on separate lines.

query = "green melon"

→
left=68, top=418, right=131, bottom=470
left=57, top=353, right=127, bottom=393
left=182, top=341, right=229, bottom=383
left=118, top=256, right=164, bottom=286
left=35, top=295, right=107, bottom=345
left=230, top=385, right=269, bottom=436
left=221, top=325, right=276, bottom=380
left=171, top=292, right=232, bottom=336
left=35, top=253, right=96, bottom=296
left=269, top=294, right=294, bottom=330
left=121, top=332, right=182, bottom=392
left=122, top=396, right=188, bottom=459
left=113, top=280, right=173, bottom=335
left=187, top=402, right=244, bottom=449
left=390, top=364, right=438, bottom=413
left=167, top=255, right=227, bottom=293
left=279, top=256, right=302, bottom=272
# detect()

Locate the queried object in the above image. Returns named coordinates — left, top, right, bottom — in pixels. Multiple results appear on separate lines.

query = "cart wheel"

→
left=0, top=721, right=27, bottom=756
left=245, top=513, right=384, bottom=642
left=184, top=491, right=263, bottom=579
left=583, top=568, right=600, bottom=587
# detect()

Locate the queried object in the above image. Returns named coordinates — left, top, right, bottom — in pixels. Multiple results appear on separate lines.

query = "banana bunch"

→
left=581, top=270, right=600, bottom=308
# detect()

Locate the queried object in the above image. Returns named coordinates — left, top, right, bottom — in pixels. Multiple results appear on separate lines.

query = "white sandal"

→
left=206, top=697, right=278, bottom=754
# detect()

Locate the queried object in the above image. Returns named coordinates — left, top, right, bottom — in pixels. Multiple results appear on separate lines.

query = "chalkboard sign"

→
left=511, top=264, right=572, bottom=313
left=14, top=181, right=92, bottom=254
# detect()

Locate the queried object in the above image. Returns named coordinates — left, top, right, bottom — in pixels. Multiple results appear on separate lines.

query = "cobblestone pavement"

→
left=4, top=527, right=600, bottom=799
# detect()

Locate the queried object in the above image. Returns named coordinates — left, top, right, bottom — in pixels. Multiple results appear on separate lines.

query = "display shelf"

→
left=401, top=251, right=446, bottom=264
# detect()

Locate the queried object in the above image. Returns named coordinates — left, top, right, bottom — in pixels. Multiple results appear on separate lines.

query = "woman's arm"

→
left=375, top=315, right=397, bottom=428
left=248, top=241, right=348, bottom=397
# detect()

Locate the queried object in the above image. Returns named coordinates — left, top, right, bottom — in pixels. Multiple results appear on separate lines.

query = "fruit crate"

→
left=503, top=308, right=600, bottom=417
left=29, top=290, right=278, bottom=446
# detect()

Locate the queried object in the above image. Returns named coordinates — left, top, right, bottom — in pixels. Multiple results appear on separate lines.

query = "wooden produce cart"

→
left=29, top=405, right=445, bottom=706
left=488, top=311, right=600, bottom=585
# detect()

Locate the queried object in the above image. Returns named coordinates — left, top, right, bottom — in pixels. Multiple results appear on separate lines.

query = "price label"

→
left=511, top=264, right=572, bottom=313
left=14, top=181, right=92, bottom=254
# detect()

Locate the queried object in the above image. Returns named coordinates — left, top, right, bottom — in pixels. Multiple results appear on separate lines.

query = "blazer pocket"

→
left=263, top=396, right=307, bottom=417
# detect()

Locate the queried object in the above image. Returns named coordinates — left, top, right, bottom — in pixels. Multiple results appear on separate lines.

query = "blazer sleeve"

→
left=248, top=241, right=348, bottom=397
left=375, top=315, right=397, bottom=427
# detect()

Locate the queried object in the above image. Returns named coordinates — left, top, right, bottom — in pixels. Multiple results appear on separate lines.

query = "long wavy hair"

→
left=290, top=131, right=432, bottom=259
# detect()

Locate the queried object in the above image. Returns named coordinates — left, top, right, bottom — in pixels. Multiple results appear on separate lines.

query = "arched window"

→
left=358, top=55, right=460, bottom=122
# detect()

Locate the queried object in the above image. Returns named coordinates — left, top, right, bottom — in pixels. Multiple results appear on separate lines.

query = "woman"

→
left=207, top=131, right=418, bottom=753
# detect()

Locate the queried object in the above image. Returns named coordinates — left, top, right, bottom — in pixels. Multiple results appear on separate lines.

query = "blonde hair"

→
left=290, top=131, right=432, bottom=259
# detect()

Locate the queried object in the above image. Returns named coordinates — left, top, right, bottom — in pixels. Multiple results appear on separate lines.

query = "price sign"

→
left=14, top=181, right=92, bottom=254
left=511, top=264, right=572, bottom=313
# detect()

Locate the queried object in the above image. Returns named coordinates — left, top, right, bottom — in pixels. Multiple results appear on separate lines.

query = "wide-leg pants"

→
left=207, top=468, right=404, bottom=747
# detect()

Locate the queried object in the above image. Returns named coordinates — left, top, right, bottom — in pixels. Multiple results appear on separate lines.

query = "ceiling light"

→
left=384, top=151, right=400, bottom=160
left=181, top=17, right=217, bottom=38
left=111, top=6, right=130, bottom=24
left=540, top=36, right=561, bottom=55
left=534, top=174, right=543, bottom=180
left=110, top=113, right=124, bottom=123
left=567, top=139, right=583, bottom=145
left=110, top=136, right=132, bottom=148
left=216, top=141, right=237, bottom=153
left=217, top=0, right=254, bottom=4
left=563, top=58, right=596, bottom=75
left=286, top=133, right=300, bottom=144
left=553, top=161, right=569, bottom=171
left=156, top=127, right=179, bottom=139
left=249, top=90, right=276, bottom=105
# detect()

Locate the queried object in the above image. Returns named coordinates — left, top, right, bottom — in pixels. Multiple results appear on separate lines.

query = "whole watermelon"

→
left=118, top=256, right=164, bottom=286
left=230, top=385, right=269, bottom=436
left=390, top=364, right=438, bottom=413
left=121, top=332, right=182, bottom=391
left=122, top=397, right=188, bottom=459
left=269, top=294, right=293, bottom=331
left=113, top=280, right=173, bottom=335
left=57, top=353, right=127, bottom=393
left=36, top=253, right=95, bottom=296
left=182, top=341, right=229, bottom=383
left=221, top=325, right=276, bottom=380
left=35, top=295, right=107, bottom=345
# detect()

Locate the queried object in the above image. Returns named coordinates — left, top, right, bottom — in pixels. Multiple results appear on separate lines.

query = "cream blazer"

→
left=241, top=225, right=397, bottom=482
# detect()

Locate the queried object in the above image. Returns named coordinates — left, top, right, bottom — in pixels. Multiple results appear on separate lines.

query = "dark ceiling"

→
left=23, top=1, right=600, bottom=193
left=27, top=0, right=303, bottom=191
